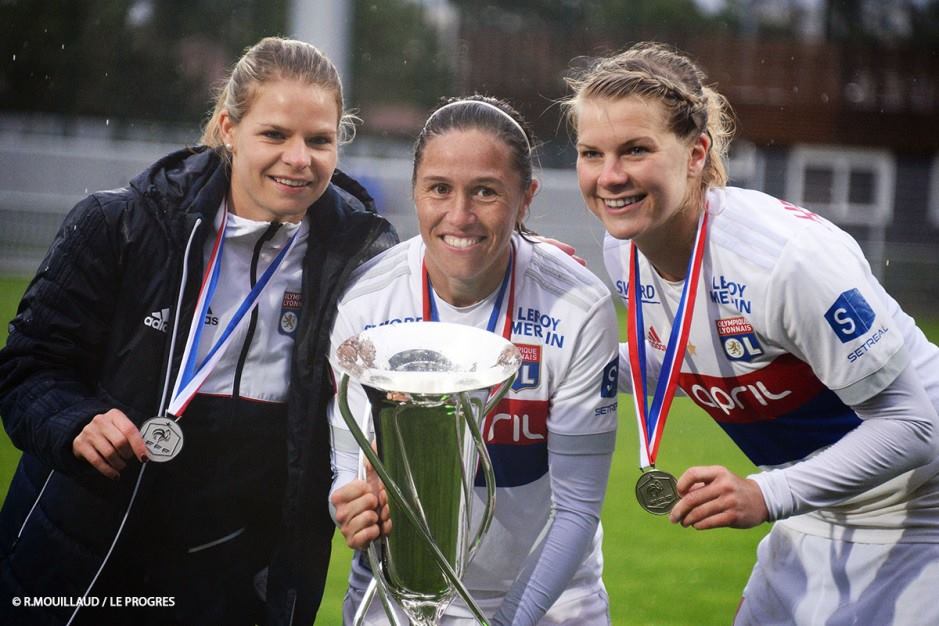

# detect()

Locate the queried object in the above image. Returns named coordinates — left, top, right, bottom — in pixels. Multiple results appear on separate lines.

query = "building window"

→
left=726, top=140, right=764, bottom=190
left=786, top=146, right=895, bottom=226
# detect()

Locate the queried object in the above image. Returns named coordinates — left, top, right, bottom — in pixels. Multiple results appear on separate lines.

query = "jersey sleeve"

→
left=327, top=302, right=373, bottom=507
left=547, top=293, right=620, bottom=443
left=751, top=362, right=939, bottom=519
left=492, top=449, right=612, bottom=625
left=763, top=221, right=908, bottom=406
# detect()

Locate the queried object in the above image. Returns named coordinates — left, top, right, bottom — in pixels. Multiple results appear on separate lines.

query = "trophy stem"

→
left=355, top=551, right=407, bottom=626
left=338, top=375, right=491, bottom=626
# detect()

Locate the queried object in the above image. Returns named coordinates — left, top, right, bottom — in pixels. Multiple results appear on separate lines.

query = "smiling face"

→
left=415, top=129, right=536, bottom=307
left=220, top=78, right=339, bottom=223
left=575, top=95, right=708, bottom=252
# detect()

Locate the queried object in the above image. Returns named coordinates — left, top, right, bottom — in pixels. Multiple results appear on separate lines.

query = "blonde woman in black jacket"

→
left=0, top=37, right=396, bottom=626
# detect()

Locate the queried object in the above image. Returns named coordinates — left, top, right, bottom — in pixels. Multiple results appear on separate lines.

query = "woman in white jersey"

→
left=0, top=37, right=396, bottom=625
left=328, top=96, right=620, bottom=625
left=563, top=41, right=939, bottom=625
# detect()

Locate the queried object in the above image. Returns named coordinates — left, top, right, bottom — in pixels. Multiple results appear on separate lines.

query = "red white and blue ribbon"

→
left=166, top=209, right=300, bottom=418
left=627, top=210, right=708, bottom=468
left=421, top=244, right=515, bottom=341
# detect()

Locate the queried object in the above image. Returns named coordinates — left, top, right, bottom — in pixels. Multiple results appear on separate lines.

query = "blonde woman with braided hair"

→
left=565, top=42, right=939, bottom=625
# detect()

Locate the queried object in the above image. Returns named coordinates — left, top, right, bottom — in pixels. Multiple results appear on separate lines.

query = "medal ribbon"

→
left=167, top=210, right=301, bottom=418
left=422, top=245, right=516, bottom=443
left=627, top=211, right=708, bottom=468
left=421, top=245, right=515, bottom=340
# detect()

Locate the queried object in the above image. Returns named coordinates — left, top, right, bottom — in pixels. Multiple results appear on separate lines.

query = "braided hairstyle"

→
left=562, top=42, right=735, bottom=194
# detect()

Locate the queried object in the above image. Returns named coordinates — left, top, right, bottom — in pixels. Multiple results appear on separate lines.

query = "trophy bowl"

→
left=332, top=322, right=521, bottom=626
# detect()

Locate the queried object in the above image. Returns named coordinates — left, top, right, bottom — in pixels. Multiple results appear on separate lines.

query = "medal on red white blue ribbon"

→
left=144, top=209, right=300, bottom=462
left=627, top=210, right=708, bottom=514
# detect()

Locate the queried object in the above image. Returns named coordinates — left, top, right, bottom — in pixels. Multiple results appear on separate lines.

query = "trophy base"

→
left=396, top=591, right=451, bottom=626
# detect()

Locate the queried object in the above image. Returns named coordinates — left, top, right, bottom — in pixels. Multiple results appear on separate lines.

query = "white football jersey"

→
left=604, top=186, right=939, bottom=542
left=329, top=233, right=620, bottom=610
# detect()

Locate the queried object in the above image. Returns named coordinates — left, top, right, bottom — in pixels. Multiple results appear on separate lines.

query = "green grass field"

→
left=0, top=276, right=936, bottom=625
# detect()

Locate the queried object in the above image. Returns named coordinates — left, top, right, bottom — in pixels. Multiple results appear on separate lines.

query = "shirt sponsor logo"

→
left=847, top=326, right=889, bottom=363
left=204, top=306, right=219, bottom=326
left=279, top=290, right=302, bottom=337
left=678, top=354, right=825, bottom=424
left=513, top=307, right=565, bottom=348
left=484, top=398, right=548, bottom=444
left=715, top=316, right=764, bottom=362
left=709, top=275, right=751, bottom=314
left=477, top=398, right=550, bottom=487
left=512, top=343, right=541, bottom=391
left=616, top=280, right=658, bottom=304
left=144, top=308, right=170, bottom=333
left=600, top=357, right=618, bottom=398
left=363, top=315, right=423, bottom=330
left=824, top=288, right=875, bottom=343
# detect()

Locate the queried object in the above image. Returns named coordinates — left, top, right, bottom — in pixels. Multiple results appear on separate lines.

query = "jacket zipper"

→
left=232, top=222, right=282, bottom=402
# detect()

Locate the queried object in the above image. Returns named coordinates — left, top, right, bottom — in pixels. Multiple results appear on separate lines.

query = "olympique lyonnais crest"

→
left=716, top=316, right=764, bottom=362
left=279, top=290, right=302, bottom=337
left=511, top=343, right=541, bottom=391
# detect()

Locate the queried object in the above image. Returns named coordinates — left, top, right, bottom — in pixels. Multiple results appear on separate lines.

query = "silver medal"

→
left=141, top=416, right=184, bottom=462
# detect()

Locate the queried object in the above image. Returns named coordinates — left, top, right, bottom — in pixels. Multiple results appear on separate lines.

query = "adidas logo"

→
left=144, top=308, right=170, bottom=333
left=648, top=326, right=667, bottom=352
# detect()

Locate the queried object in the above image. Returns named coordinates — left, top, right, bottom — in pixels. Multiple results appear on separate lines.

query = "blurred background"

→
left=1, top=0, right=938, bottom=314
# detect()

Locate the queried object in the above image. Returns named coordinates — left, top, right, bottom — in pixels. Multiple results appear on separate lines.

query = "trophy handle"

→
left=338, top=375, right=491, bottom=626
left=352, top=548, right=407, bottom=626
left=483, top=375, right=514, bottom=415
left=457, top=393, right=495, bottom=564
left=459, top=374, right=512, bottom=560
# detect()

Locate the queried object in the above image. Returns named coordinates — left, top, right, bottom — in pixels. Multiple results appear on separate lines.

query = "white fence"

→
left=1, top=120, right=936, bottom=315
left=0, top=127, right=609, bottom=281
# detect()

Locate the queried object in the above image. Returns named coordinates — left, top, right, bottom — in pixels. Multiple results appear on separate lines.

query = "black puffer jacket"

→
left=0, top=147, right=398, bottom=625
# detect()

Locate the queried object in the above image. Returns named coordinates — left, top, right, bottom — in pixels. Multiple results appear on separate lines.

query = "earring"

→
left=224, top=143, right=233, bottom=151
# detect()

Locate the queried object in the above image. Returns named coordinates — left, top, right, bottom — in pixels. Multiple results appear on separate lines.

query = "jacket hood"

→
left=129, top=146, right=227, bottom=220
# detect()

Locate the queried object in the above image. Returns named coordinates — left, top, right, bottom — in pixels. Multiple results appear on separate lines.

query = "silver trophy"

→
left=333, top=322, right=521, bottom=626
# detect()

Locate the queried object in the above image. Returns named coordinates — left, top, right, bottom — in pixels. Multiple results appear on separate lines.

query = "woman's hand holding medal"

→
left=668, top=465, right=769, bottom=530
left=72, top=408, right=149, bottom=480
